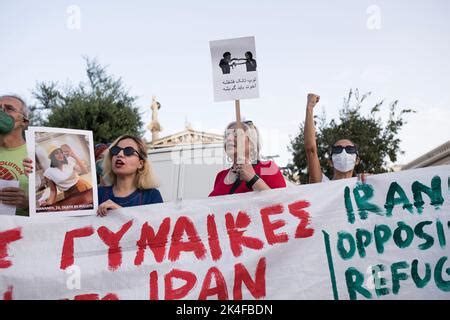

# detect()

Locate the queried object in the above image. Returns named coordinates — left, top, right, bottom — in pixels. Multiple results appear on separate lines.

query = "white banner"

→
left=1, top=165, right=449, bottom=300
left=209, top=36, right=259, bottom=102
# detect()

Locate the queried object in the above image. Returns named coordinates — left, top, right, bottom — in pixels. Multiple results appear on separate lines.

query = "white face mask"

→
left=332, top=150, right=357, bottom=173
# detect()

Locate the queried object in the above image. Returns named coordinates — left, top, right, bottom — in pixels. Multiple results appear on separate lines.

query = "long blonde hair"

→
left=102, top=135, right=159, bottom=189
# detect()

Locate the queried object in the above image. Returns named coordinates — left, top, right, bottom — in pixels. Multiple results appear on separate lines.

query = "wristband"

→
left=246, top=175, right=260, bottom=189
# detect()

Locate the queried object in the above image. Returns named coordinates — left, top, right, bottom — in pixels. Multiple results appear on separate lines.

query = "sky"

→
left=1, top=0, right=449, bottom=168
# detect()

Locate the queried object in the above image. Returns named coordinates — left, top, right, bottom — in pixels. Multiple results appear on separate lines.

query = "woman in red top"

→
left=209, top=120, right=286, bottom=197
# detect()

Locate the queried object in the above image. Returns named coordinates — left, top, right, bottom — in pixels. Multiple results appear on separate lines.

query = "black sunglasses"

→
left=110, top=146, right=143, bottom=159
left=331, top=145, right=358, bottom=155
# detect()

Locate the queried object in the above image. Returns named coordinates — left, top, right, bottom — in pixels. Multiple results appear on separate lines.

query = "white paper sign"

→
left=0, top=180, right=19, bottom=216
left=210, top=36, right=259, bottom=102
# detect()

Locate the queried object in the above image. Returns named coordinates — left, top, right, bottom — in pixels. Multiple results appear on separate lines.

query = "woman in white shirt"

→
left=39, top=144, right=91, bottom=206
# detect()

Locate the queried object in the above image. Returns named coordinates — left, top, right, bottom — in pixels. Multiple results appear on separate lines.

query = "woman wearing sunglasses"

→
left=97, top=135, right=162, bottom=216
left=304, top=93, right=363, bottom=183
left=209, top=120, right=286, bottom=197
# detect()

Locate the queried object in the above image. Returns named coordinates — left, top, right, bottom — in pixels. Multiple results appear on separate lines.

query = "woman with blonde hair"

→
left=97, top=135, right=162, bottom=216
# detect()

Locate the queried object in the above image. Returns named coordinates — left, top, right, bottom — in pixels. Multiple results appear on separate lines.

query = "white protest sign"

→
left=210, top=36, right=259, bottom=102
left=0, top=165, right=449, bottom=300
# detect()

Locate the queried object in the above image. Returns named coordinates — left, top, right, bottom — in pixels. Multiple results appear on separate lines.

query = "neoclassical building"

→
left=149, top=125, right=224, bottom=149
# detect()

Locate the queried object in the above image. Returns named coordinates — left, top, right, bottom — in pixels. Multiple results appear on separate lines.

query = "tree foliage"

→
left=286, top=89, right=415, bottom=184
left=30, top=58, right=144, bottom=144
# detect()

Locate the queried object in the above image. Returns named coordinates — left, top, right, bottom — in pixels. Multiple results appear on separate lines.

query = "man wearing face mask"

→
left=304, top=93, right=363, bottom=183
left=0, top=95, right=30, bottom=216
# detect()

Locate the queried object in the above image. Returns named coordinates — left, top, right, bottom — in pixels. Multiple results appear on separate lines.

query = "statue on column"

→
left=147, top=95, right=162, bottom=143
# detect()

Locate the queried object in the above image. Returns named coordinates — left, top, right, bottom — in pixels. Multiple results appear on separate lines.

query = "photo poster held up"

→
left=25, top=127, right=98, bottom=217
left=209, top=36, right=259, bottom=102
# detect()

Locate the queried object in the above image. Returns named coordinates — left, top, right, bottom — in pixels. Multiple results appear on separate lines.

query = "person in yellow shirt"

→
left=0, top=95, right=30, bottom=216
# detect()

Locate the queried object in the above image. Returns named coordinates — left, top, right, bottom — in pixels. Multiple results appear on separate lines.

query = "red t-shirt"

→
left=208, top=160, right=286, bottom=197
